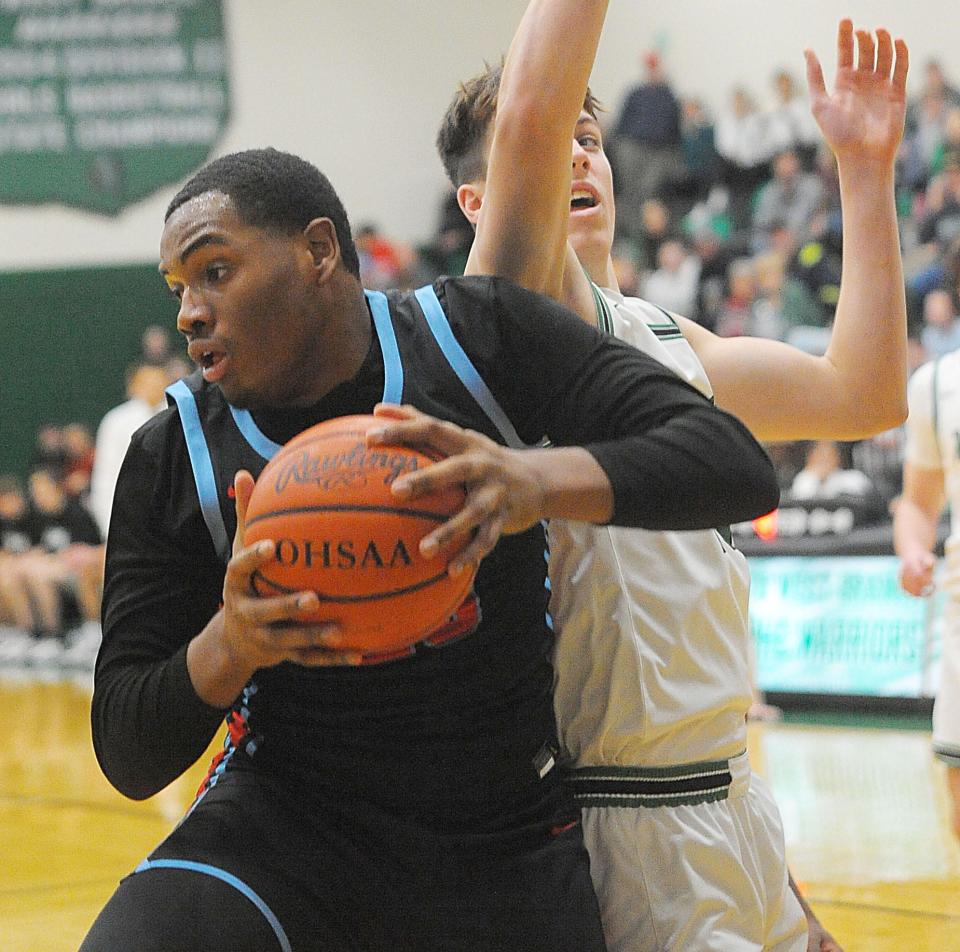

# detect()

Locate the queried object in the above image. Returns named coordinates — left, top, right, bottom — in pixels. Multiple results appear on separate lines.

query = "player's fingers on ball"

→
left=372, top=403, right=417, bottom=422
left=451, top=514, right=503, bottom=572
left=225, top=540, right=275, bottom=588
left=392, top=454, right=470, bottom=500
left=243, top=591, right=316, bottom=625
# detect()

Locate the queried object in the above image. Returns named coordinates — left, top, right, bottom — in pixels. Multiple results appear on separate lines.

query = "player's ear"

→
left=457, top=182, right=483, bottom=226
left=303, top=217, right=340, bottom=283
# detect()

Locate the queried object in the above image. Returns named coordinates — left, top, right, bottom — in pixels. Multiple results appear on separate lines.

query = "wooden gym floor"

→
left=2, top=671, right=958, bottom=951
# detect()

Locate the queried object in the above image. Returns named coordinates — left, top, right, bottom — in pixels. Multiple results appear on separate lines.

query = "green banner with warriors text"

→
left=0, top=0, right=228, bottom=215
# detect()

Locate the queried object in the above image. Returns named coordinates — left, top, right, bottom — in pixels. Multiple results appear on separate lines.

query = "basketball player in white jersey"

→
left=437, top=2, right=908, bottom=948
left=895, top=352, right=960, bottom=842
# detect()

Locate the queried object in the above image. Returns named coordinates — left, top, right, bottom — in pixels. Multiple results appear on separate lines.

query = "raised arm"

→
left=680, top=20, right=909, bottom=441
left=462, top=0, right=607, bottom=312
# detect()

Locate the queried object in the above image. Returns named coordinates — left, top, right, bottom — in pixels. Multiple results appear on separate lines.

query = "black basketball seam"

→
left=250, top=567, right=456, bottom=602
left=245, top=504, right=451, bottom=527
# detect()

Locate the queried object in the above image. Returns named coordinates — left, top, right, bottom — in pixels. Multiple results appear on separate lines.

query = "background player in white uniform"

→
left=437, top=2, right=908, bottom=949
left=894, top=351, right=960, bottom=841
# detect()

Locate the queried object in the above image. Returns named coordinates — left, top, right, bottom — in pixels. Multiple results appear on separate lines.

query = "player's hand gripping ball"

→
left=244, top=415, right=476, bottom=656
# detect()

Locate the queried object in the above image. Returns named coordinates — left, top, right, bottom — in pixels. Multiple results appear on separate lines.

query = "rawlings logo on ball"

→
left=272, top=443, right=423, bottom=494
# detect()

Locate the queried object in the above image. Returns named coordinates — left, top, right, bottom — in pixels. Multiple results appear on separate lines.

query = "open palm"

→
left=805, top=19, right=909, bottom=165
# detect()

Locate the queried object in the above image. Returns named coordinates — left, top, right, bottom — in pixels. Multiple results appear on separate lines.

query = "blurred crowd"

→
left=5, top=53, right=958, bottom=670
left=364, top=51, right=960, bottom=519
left=0, top=327, right=187, bottom=672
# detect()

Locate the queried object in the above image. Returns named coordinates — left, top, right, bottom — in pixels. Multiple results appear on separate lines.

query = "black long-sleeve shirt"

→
left=93, top=276, right=777, bottom=827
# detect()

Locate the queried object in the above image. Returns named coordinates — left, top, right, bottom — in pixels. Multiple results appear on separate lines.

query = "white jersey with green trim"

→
left=550, top=288, right=753, bottom=767
left=903, top=351, right=960, bottom=767
left=905, top=352, right=960, bottom=543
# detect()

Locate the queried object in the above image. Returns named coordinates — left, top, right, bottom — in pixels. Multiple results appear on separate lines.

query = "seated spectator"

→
left=31, top=423, right=66, bottom=472
left=751, top=148, right=824, bottom=254
left=915, top=150, right=960, bottom=266
left=634, top=198, right=677, bottom=274
left=679, top=96, right=721, bottom=204
left=0, top=477, right=36, bottom=661
left=789, top=439, right=875, bottom=500
left=61, top=422, right=95, bottom=500
left=852, top=426, right=906, bottom=506
left=8, top=466, right=104, bottom=666
left=920, top=288, right=960, bottom=357
left=749, top=251, right=790, bottom=340
left=639, top=238, right=700, bottom=318
left=687, top=222, right=734, bottom=330
left=713, top=256, right=758, bottom=337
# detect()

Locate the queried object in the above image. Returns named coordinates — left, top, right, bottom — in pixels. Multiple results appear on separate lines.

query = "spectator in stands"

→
left=633, top=197, right=677, bottom=274
left=89, top=363, right=170, bottom=538
left=930, top=107, right=960, bottom=180
left=687, top=222, right=735, bottom=330
left=140, top=324, right=174, bottom=368
left=678, top=96, right=721, bottom=204
left=31, top=423, right=66, bottom=472
left=713, top=256, right=758, bottom=337
left=789, top=439, right=874, bottom=500
left=61, top=422, right=96, bottom=501
left=749, top=250, right=791, bottom=340
left=13, top=465, right=103, bottom=666
left=639, top=238, right=700, bottom=318
left=610, top=50, right=684, bottom=246
left=751, top=147, right=825, bottom=254
left=920, top=288, right=960, bottom=358
left=714, top=85, right=770, bottom=233
left=852, top=425, right=906, bottom=506
left=355, top=222, right=403, bottom=290
left=428, top=190, right=475, bottom=277
left=916, top=150, right=960, bottom=261
left=0, top=477, right=36, bottom=657
left=766, top=68, right=822, bottom=170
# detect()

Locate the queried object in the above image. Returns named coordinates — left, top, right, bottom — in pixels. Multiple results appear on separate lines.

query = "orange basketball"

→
left=243, top=414, right=476, bottom=657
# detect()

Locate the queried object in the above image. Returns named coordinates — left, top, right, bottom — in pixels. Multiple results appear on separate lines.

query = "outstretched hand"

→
left=805, top=18, right=908, bottom=167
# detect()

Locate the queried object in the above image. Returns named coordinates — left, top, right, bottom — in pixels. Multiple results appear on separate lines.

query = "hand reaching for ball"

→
left=368, top=404, right=553, bottom=575
left=185, top=471, right=363, bottom=708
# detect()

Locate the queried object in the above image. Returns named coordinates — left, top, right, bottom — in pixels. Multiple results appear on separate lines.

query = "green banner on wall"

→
left=0, top=0, right=228, bottom=215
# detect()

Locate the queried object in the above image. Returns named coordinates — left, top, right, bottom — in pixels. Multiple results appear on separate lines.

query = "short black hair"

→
left=166, top=148, right=361, bottom=278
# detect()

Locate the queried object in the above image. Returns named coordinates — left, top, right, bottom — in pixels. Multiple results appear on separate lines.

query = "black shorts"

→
left=80, top=766, right=606, bottom=952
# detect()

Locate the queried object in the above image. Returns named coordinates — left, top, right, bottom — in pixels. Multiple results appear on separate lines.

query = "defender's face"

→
left=568, top=111, right=616, bottom=266
left=160, top=192, right=324, bottom=409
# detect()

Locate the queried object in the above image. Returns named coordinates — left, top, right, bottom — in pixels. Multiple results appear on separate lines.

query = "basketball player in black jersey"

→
left=81, top=147, right=779, bottom=951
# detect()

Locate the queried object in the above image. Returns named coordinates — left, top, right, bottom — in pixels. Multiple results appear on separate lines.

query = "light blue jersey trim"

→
left=229, top=407, right=283, bottom=460
left=166, top=380, right=231, bottom=562
left=134, top=858, right=291, bottom=951
left=366, top=289, right=404, bottom=405
left=414, top=284, right=525, bottom=448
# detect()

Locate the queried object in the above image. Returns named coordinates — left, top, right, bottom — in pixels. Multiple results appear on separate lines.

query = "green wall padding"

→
left=1, top=263, right=178, bottom=478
